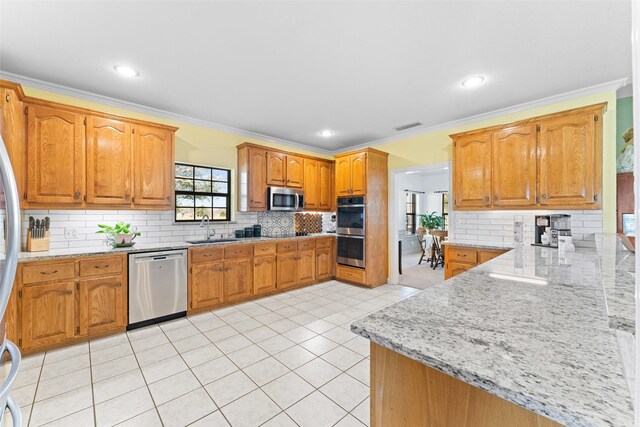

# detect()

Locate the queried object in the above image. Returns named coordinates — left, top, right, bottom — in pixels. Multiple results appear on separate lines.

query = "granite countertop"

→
left=595, top=235, right=635, bottom=334
left=352, top=241, right=634, bottom=426
left=441, top=240, right=513, bottom=251
left=10, top=233, right=336, bottom=262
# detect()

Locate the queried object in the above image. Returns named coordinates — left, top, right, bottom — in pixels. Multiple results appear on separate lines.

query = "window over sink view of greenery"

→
left=174, top=163, right=231, bottom=222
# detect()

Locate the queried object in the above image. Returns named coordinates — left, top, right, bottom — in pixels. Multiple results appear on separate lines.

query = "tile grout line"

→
left=123, top=329, right=166, bottom=427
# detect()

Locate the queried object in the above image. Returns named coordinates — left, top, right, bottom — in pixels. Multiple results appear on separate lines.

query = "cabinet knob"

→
left=484, top=196, right=490, bottom=202
left=4, top=94, right=9, bottom=102
left=541, top=194, right=547, bottom=199
left=125, top=194, right=131, bottom=201
left=166, top=196, right=171, bottom=201
left=74, top=191, right=81, bottom=199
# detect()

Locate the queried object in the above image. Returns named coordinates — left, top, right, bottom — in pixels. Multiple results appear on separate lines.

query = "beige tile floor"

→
left=7, top=280, right=419, bottom=427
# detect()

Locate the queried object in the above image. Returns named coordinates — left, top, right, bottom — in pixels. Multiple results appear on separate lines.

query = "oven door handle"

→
left=337, top=235, right=365, bottom=239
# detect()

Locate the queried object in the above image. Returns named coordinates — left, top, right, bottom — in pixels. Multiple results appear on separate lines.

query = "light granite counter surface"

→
left=4, top=233, right=335, bottom=262
left=441, top=240, right=513, bottom=251
left=352, top=242, right=634, bottom=427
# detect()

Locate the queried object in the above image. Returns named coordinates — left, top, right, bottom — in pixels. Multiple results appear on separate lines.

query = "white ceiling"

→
left=0, top=1, right=631, bottom=151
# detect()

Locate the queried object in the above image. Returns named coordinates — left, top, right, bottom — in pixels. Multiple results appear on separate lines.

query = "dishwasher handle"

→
left=134, top=253, right=185, bottom=263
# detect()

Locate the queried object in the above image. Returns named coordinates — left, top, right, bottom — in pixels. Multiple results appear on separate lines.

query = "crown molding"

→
left=339, top=77, right=630, bottom=152
left=0, top=71, right=334, bottom=155
left=2, top=71, right=629, bottom=156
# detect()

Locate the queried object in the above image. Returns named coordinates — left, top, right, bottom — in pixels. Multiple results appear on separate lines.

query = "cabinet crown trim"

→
left=449, top=102, right=607, bottom=140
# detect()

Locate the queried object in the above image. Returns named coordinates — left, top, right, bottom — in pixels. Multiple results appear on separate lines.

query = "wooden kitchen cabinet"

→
left=304, top=159, right=334, bottom=211
left=133, top=124, right=174, bottom=207
left=492, top=125, right=537, bottom=207
left=276, top=252, right=299, bottom=290
left=444, top=244, right=508, bottom=280
left=20, top=281, right=76, bottom=351
left=190, top=262, right=224, bottom=310
left=86, top=116, right=132, bottom=205
left=316, top=247, right=333, bottom=281
left=335, top=152, right=368, bottom=196
left=237, top=142, right=335, bottom=212
left=266, top=151, right=303, bottom=188
left=303, top=159, right=319, bottom=209
left=296, top=250, right=316, bottom=285
left=248, top=148, right=268, bottom=210
left=266, top=151, right=286, bottom=186
left=78, top=275, right=126, bottom=336
left=16, top=254, right=128, bottom=354
left=26, top=104, right=85, bottom=205
left=538, top=110, right=600, bottom=207
left=451, top=103, right=604, bottom=211
left=452, top=132, right=492, bottom=209
left=0, top=80, right=178, bottom=210
left=0, top=83, right=26, bottom=207
left=223, top=258, right=253, bottom=302
left=253, top=255, right=277, bottom=295
left=318, top=161, right=334, bottom=210
left=286, top=155, right=304, bottom=188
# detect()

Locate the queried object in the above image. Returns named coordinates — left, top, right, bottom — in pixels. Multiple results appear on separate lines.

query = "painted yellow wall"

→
left=21, top=85, right=332, bottom=213
left=21, top=85, right=616, bottom=231
left=22, top=86, right=332, bottom=165
left=375, top=91, right=617, bottom=232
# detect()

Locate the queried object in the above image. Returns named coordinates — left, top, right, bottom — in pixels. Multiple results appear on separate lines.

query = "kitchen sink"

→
left=186, top=238, right=238, bottom=244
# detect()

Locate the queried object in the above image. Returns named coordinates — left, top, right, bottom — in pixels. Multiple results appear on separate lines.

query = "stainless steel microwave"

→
left=268, top=187, right=304, bottom=211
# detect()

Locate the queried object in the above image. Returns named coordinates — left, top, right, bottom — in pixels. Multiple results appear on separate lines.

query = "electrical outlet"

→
left=65, top=229, right=79, bottom=240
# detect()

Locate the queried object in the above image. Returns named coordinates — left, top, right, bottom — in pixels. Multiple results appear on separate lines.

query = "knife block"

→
left=27, top=230, right=50, bottom=252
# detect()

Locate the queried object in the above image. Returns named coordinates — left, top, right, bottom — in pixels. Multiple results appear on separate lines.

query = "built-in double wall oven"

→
left=336, top=196, right=365, bottom=268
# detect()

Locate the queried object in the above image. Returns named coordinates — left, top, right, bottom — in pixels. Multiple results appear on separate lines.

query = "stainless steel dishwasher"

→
left=128, top=249, right=188, bottom=329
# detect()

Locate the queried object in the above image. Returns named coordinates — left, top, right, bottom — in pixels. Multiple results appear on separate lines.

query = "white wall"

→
left=396, top=170, right=449, bottom=232
left=451, top=209, right=603, bottom=247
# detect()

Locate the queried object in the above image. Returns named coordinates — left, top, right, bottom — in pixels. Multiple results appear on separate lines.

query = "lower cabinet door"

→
left=79, top=275, right=126, bottom=336
left=445, top=261, right=475, bottom=279
left=276, top=253, right=298, bottom=290
left=315, top=247, right=332, bottom=281
left=297, top=250, right=316, bottom=285
left=224, top=258, right=253, bottom=303
left=253, top=256, right=277, bottom=296
left=191, top=261, right=224, bottom=310
left=21, top=281, right=75, bottom=351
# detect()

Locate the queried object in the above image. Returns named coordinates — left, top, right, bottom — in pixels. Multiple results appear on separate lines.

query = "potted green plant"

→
left=417, top=212, right=445, bottom=234
left=97, top=221, right=141, bottom=247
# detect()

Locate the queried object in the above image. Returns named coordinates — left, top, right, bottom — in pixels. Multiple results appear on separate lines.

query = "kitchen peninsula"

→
left=352, top=240, right=634, bottom=426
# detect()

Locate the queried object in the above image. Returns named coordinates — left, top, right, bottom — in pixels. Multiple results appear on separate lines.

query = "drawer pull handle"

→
left=65, top=290, right=72, bottom=295
left=94, top=264, right=110, bottom=269
left=41, top=270, right=58, bottom=275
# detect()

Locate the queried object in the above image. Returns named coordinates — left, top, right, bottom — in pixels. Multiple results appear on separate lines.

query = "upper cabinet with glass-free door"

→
left=2, top=80, right=177, bottom=210
left=451, top=103, right=604, bottom=210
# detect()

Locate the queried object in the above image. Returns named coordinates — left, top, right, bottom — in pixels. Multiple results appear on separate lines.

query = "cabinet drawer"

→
left=277, top=241, right=297, bottom=253
left=446, top=247, right=477, bottom=263
left=191, top=247, right=224, bottom=264
left=79, top=256, right=123, bottom=277
left=478, top=250, right=506, bottom=264
left=336, top=265, right=366, bottom=285
left=22, top=261, right=76, bottom=284
left=253, top=243, right=276, bottom=257
left=298, top=239, right=315, bottom=250
left=316, top=238, right=333, bottom=249
left=224, top=245, right=252, bottom=259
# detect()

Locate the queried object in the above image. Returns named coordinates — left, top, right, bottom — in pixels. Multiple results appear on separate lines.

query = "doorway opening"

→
left=391, top=163, right=450, bottom=289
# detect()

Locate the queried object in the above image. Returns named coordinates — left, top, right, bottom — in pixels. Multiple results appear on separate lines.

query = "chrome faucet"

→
left=200, top=215, right=213, bottom=240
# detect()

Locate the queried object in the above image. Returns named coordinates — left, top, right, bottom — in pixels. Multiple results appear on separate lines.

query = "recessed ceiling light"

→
left=113, top=65, right=139, bottom=77
left=319, top=129, right=335, bottom=137
left=461, top=76, right=485, bottom=88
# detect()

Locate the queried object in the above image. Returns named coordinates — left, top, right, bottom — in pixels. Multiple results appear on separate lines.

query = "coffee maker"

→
left=533, top=214, right=571, bottom=248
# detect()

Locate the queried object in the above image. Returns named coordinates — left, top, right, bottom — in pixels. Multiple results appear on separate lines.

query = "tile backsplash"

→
left=14, top=210, right=335, bottom=250
left=450, top=209, right=603, bottom=247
